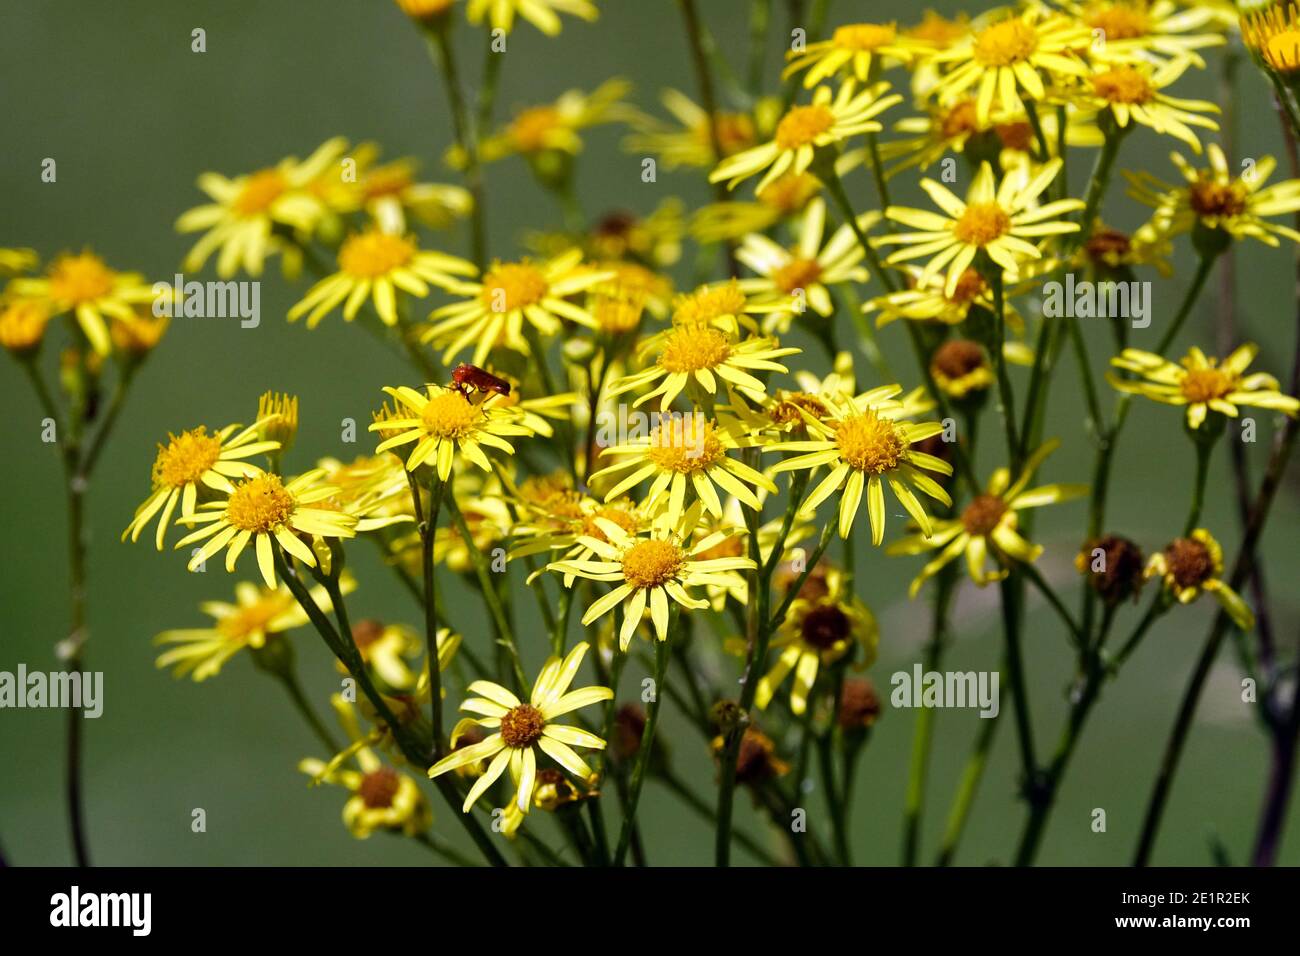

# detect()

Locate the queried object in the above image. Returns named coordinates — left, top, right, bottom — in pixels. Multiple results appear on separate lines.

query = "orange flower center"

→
left=48, top=252, right=116, bottom=305
left=1179, top=366, right=1235, bottom=403
left=961, top=494, right=1007, bottom=535
left=835, top=412, right=905, bottom=474
left=775, top=104, right=836, bottom=151
left=481, top=262, right=549, bottom=313
left=953, top=202, right=1012, bottom=246
left=948, top=268, right=987, bottom=304
left=1084, top=3, right=1151, bottom=41
left=153, top=426, right=223, bottom=488
left=1090, top=66, right=1154, bottom=105
left=500, top=704, right=547, bottom=748
left=620, top=539, right=685, bottom=589
left=973, top=18, right=1039, bottom=67
left=940, top=100, right=981, bottom=139
left=832, top=23, right=897, bottom=51
left=1189, top=178, right=1248, bottom=219
left=233, top=169, right=287, bottom=216
left=1164, top=537, right=1214, bottom=589
left=509, top=106, right=562, bottom=153
left=226, top=474, right=297, bottom=533
left=338, top=231, right=415, bottom=278
left=772, top=257, right=824, bottom=294
left=358, top=767, right=401, bottom=808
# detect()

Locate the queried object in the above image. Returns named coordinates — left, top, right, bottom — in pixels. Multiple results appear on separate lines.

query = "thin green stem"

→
left=614, top=615, right=676, bottom=865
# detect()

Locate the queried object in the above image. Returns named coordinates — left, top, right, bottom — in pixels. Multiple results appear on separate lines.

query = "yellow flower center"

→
left=710, top=113, right=757, bottom=156
left=1179, top=366, right=1235, bottom=403
left=908, top=11, right=968, bottom=48
left=591, top=291, right=645, bottom=334
left=481, top=262, right=549, bottom=313
left=1084, top=2, right=1151, bottom=41
left=769, top=391, right=828, bottom=427
left=973, top=18, right=1039, bottom=67
left=775, top=104, right=836, bottom=151
left=419, top=389, right=482, bottom=439
left=659, top=325, right=732, bottom=372
left=226, top=474, right=297, bottom=533
left=1189, top=178, right=1249, bottom=219
left=757, top=173, right=820, bottom=213
left=581, top=503, right=640, bottom=541
left=500, top=703, right=547, bottom=748
left=509, top=106, right=562, bottom=153
left=358, top=767, right=401, bottom=809
left=338, top=231, right=415, bottom=278
left=48, top=252, right=116, bottom=305
left=953, top=202, right=1012, bottom=247
left=961, top=494, right=1008, bottom=535
left=218, top=594, right=293, bottom=642
left=1090, top=66, right=1154, bottom=105
left=152, top=427, right=223, bottom=488
left=647, top=415, right=725, bottom=472
left=832, top=23, right=897, bottom=51
left=361, top=164, right=414, bottom=200
left=0, top=299, right=50, bottom=352
left=621, top=539, right=685, bottom=589
left=772, top=257, right=824, bottom=294
left=672, top=281, right=748, bottom=325
left=834, top=411, right=905, bottom=474
left=233, top=169, right=287, bottom=216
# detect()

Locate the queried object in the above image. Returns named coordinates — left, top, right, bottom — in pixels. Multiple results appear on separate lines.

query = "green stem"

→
left=1155, top=253, right=1218, bottom=355
left=614, top=614, right=675, bottom=865
left=936, top=708, right=1000, bottom=866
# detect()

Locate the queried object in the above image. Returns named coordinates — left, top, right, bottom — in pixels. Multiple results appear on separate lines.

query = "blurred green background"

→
left=1, top=0, right=1297, bottom=866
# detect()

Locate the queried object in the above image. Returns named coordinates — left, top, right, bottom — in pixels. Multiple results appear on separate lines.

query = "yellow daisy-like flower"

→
left=300, top=696, right=432, bottom=838
left=623, top=89, right=758, bottom=170
left=174, top=469, right=359, bottom=588
left=427, top=641, right=612, bottom=813
left=929, top=7, right=1090, bottom=126
left=322, top=143, right=472, bottom=234
left=548, top=504, right=757, bottom=649
left=879, top=159, right=1083, bottom=296
left=1072, top=60, right=1218, bottom=152
left=369, top=384, right=534, bottom=479
left=476, top=79, right=630, bottom=164
left=124, top=420, right=282, bottom=549
left=784, top=22, right=933, bottom=87
left=9, top=250, right=158, bottom=356
left=1108, top=344, right=1300, bottom=429
left=1242, top=1, right=1300, bottom=75
left=1071, top=0, right=1227, bottom=67
left=736, top=199, right=875, bottom=320
left=755, top=592, right=878, bottom=715
left=287, top=229, right=474, bottom=329
left=606, top=321, right=800, bottom=411
left=466, top=0, right=596, bottom=36
left=176, top=137, right=347, bottom=278
left=864, top=265, right=1002, bottom=327
left=888, top=440, right=1087, bottom=596
left=591, top=412, right=777, bottom=525
left=1125, top=144, right=1300, bottom=247
left=423, top=250, right=611, bottom=365
left=1146, top=529, right=1253, bottom=630
left=710, top=81, right=902, bottom=194
left=766, top=384, right=953, bottom=543
left=154, top=576, right=350, bottom=681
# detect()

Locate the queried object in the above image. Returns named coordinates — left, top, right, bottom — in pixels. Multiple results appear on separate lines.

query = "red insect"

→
left=450, top=364, right=512, bottom=398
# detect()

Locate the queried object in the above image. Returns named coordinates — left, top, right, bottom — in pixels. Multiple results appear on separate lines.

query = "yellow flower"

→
left=174, top=470, right=359, bottom=588
left=784, top=22, right=933, bottom=87
left=929, top=7, right=1090, bottom=126
left=879, top=159, right=1083, bottom=295
left=320, top=143, right=472, bottom=233
left=606, top=317, right=800, bottom=411
left=1126, top=144, right=1300, bottom=246
left=0, top=299, right=51, bottom=355
left=1109, top=344, right=1300, bottom=429
left=624, top=89, right=758, bottom=169
left=1243, top=1, right=1300, bottom=75
left=1146, top=529, right=1253, bottom=630
left=929, top=339, right=995, bottom=400
left=766, top=384, right=953, bottom=543
left=154, top=577, right=351, bottom=681
left=427, top=641, right=612, bottom=813
left=393, top=0, right=456, bottom=23
left=1071, top=0, right=1227, bottom=67
left=755, top=592, right=878, bottom=715
left=124, top=420, right=282, bottom=549
left=1072, top=60, right=1218, bottom=152
left=548, top=503, right=756, bottom=649
left=864, top=265, right=1005, bottom=327
left=9, top=250, right=158, bottom=356
left=176, top=137, right=347, bottom=278
left=301, top=695, right=432, bottom=838
left=288, top=229, right=474, bottom=328
left=736, top=198, right=876, bottom=320
left=369, top=384, right=534, bottom=479
left=109, top=310, right=169, bottom=358
left=475, top=79, right=629, bottom=163
left=591, top=412, right=777, bottom=526
left=467, top=0, right=596, bottom=35
left=710, top=81, right=901, bottom=194
left=423, top=250, right=612, bottom=365
left=888, top=441, right=1087, bottom=595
